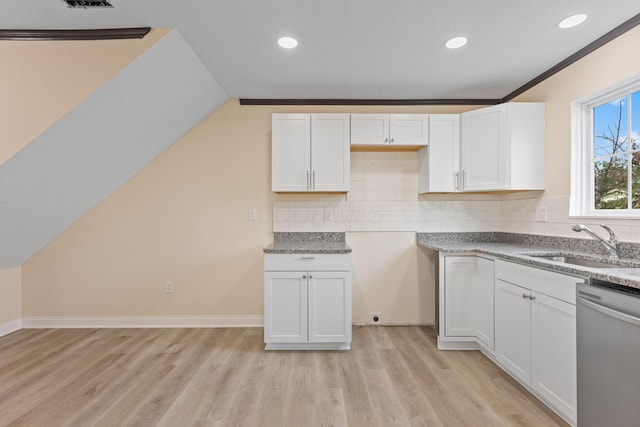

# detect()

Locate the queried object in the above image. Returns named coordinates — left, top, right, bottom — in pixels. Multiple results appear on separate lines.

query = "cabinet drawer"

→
left=495, top=260, right=578, bottom=304
left=265, top=253, right=352, bottom=271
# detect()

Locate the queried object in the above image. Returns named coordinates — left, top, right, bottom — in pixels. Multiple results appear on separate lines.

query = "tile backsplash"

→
left=274, top=152, right=502, bottom=232
left=273, top=151, right=640, bottom=242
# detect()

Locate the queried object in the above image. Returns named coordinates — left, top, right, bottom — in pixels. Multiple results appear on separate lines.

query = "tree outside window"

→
left=593, top=90, right=640, bottom=210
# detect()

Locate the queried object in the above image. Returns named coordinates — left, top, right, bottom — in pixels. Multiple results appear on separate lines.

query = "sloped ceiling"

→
left=0, top=30, right=228, bottom=269
left=0, top=28, right=170, bottom=165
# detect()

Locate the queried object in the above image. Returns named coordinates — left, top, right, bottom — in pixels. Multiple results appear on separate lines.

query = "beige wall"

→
left=23, top=100, right=273, bottom=317
left=0, top=267, right=22, bottom=326
left=22, top=101, right=470, bottom=320
left=0, top=28, right=170, bottom=165
left=348, top=232, right=435, bottom=325
left=501, top=25, right=640, bottom=240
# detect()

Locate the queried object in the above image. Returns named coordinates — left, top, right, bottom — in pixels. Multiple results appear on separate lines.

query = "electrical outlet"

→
left=535, top=207, right=548, bottom=222
left=248, top=208, right=257, bottom=221
left=370, top=312, right=381, bottom=324
left=164, top=280, right=174, bottom=293
left=324, top=208, right=335, bottom=221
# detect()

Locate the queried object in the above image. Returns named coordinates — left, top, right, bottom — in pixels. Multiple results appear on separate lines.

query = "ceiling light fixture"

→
left=445, top=36, right=468, bottom=49
left=277, top=36, right=298, bottom=49
left=558, top=13, right=588, bottom=29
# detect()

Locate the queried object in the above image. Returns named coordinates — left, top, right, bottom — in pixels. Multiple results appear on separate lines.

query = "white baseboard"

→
left=21, top=315, right=264, bottom=329
left=0, top=319, right=23, bottom=338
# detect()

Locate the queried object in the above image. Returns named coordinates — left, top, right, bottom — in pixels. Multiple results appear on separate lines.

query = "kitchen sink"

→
left=529, top=254, right=630, bottom=269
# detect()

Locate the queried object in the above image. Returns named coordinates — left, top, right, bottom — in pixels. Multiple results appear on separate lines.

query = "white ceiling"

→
left=1, top=0, right=640, bottom=100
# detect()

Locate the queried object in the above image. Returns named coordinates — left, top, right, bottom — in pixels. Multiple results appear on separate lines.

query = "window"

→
left=571, top=75, right=640, bottom=218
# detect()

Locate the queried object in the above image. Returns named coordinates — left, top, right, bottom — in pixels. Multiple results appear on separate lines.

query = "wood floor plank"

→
left=0, top=326, right=568, bottom=427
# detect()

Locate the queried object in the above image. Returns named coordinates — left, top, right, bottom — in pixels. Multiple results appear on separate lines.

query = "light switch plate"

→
left=248, top=208, right=257, bottom=221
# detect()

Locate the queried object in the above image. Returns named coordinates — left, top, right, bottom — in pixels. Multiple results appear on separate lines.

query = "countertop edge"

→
left=417, top=240, right=640, bottom=290
left=263, top=247, right=352, bottom=254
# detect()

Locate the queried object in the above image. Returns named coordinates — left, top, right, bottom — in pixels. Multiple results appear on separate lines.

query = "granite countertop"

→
left=417, top=232, right=640, bottom=290
left=264, top=232, right=352, bottom=254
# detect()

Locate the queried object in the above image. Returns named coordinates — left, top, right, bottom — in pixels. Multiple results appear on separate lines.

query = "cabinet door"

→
left=495, top=279, right=531, bottom=383
left=444, top=256, right=477, bottom=337
left=476, top=257, right=495, bottom=349
left=419, top=114, right=460, bottom=193
left=460, top=105, right=507, bottom=191
left=350, top=114, right=389, bottom=145
left=272, top=114, right=311, bottom=191
left=389, top=114, right=429, bottom=146
left=310, top=114, right=350, bottom=192
left=532, top=292, right=577, bottom=423
left=264, top=272, right=308, bottom=343
left=308, top=271, right=352, bottom=343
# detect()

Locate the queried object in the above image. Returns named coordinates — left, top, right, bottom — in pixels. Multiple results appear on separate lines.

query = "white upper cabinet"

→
left=420, top=103, right=545, bottom=194
left=272, top=113, right=350, bottom=192
left=460, top=102, right=545, bottom=192
left=310, top=114, right=351, bottom=192
left=351, top=114, right=429, bottom=147
left=419, top=114, right=460, bottom=193
left=272, top=114, right=310, bottom=192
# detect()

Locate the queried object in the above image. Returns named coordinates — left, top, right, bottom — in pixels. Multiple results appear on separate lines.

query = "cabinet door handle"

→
left=302, top=275, right=307, bottom=279
left=530, top=295, right=536, bottom=301
left=462, top=170, right=466, bottom=190
left=522, top=293, right=529, bottom=299
left=455, top=171, right=459, bottom=190
left=300, top=257, right=316, bottom=260
left=390, top=138, right=395, bottom=143
left=306, top=170, right=310, bottom=190
left=384, top=137, right=389, bottom=143
left=312, top=170, right=316, bottom=190
left=309, top=275, right=313, bottom=279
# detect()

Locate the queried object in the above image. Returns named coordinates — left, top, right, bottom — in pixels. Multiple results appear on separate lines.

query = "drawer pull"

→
left=300, top=257, right=316, bottom=260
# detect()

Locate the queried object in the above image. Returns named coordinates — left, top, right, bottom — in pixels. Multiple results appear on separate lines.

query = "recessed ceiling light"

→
left=445, top=36, right=468, bottom=49
left=277, top=36, right=298, bottom=49
left=558, top=13, right=588, bottom=29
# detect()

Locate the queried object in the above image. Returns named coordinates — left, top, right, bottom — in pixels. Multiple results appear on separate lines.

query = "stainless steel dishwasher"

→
left=577, top=279, right=640, bottom=427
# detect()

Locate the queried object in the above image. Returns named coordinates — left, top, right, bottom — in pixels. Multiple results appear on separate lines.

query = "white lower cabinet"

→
left=264, top=254, right=352, bottom=350
left=442, top=255, right=494, bottom=349
left=495, top=279, right=533, bottom=383
left=264, top=272, right=308, bottom=343
left=444, top=256, right=477, bottom=337
left=531, top=291, right=577, bottom=423
left=475, top=257, right=495, bottom=349
left=495, top=260, right=577, bottom=425
left=441, top=256, right=577, bottom=425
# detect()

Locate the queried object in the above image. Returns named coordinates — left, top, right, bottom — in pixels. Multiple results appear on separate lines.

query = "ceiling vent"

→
left=63, top=0, right=113, bottom=8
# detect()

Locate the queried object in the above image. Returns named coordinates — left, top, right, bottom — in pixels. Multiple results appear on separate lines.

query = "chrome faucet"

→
left=572, top=224, right=620, bottom=259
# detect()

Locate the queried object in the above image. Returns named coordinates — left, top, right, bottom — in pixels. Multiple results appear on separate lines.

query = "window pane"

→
left=595, top=155, right=628, bottom=209
left=634, top=152, right=640, bottom=209
left=632, top=90, right=640, bottom=152
left=594, top=97, right=629, bottom=157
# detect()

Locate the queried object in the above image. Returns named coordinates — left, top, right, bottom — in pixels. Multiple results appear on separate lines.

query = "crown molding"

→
left=0, top=27, right=150, bottom=41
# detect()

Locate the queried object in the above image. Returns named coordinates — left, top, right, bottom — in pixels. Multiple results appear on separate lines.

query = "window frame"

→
left=570, top=73, right=640, bottom=218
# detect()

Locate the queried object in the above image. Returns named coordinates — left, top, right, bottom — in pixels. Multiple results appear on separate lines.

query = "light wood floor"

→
left=0, top=326, right=567, bottom=427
